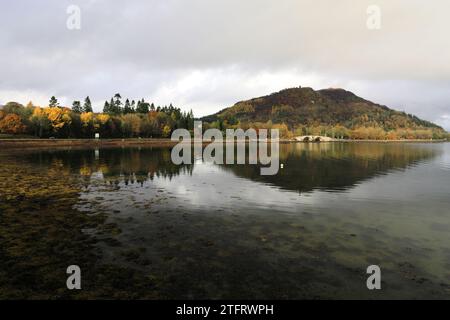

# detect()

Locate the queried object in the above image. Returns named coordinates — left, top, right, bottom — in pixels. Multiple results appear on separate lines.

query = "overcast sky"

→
left=1, top=0, right=449, bottom=129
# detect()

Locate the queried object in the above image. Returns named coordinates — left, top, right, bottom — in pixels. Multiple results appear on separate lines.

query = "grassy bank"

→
left=0, top=138, right=179, bottom=149
left=0, top=137, right=448, bottom=150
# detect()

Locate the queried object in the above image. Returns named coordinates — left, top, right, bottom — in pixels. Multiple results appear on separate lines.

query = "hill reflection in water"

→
left=13, top=143, right=439, bottom=194
left=220, top=142, right=439, bottom=193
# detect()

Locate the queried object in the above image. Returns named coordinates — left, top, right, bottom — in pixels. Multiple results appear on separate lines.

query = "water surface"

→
left=1, top=142, right=450, bottom=299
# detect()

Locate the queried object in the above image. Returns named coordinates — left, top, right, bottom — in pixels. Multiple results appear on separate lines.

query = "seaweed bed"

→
left=0, top=156, right=161, bottom=299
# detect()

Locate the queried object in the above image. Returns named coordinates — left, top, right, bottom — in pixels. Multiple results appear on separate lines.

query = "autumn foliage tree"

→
left=44, top=107, right=72, bottom=137
left=30, top=107, right=51, bottom=137
left=0, top=113, right=27, bottom=134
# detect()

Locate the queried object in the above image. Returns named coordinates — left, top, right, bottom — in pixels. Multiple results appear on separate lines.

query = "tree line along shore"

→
left=0, top=94, right=449, bottom=141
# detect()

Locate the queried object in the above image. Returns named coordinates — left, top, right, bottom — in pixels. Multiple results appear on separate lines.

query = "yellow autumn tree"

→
left=162, top=124, right=171, bottom=138
left=80, top=112, right=94, bottom=127
left=94, top=113, right=109, bottom=131
left=386, top=130, right=399, bottom=140
left=44, top=107, right=72, bottom=132
left=121, top=114, right=141, bottom=137
left=271, top=123, right=293, bottom=139
left=96, top=113, right=110, bottom=125
left=79, top=112, right=95, bottom=137
left=29, top=107, right=50, bottom=137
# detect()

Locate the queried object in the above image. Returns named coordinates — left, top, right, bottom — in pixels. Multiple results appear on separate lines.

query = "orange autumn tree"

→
left=0, top=113, right=27, bottom=134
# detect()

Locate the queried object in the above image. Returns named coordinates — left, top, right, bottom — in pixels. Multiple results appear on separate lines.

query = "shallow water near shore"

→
left=1, top=142, right=450, bottom=299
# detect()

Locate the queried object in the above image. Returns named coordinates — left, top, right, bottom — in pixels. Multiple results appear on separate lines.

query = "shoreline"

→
left=0, top=138, right=447, bottom=149
left=331, top=138, right=448, bottom=143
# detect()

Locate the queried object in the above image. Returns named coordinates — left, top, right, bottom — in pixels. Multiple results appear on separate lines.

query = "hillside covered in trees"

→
left=0, top=95, right=194, bottom=139
left=0, top=87, right=448, bottom=140
left=202, top=87, right=448, bottom=140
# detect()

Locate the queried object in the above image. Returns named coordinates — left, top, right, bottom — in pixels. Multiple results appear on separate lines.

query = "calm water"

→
left=1, top=142, right=450, bottom=299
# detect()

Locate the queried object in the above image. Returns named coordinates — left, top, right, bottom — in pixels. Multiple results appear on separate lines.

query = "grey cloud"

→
left=0, top=0, right=449, bottom=128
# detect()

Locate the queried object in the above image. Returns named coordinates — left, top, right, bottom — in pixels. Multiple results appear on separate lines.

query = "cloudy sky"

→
left=1, top=0, right=449, bottom=129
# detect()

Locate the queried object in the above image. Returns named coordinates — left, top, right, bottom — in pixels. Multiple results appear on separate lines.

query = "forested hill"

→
left=202, top=87, right=446, bottom=139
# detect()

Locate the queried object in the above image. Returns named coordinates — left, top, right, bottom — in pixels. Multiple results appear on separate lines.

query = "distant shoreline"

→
left=0, top=138, right=178, bottom=149
left=322, top=138, right=448, bottom=143
left=0, top=138, right=447, bottom=149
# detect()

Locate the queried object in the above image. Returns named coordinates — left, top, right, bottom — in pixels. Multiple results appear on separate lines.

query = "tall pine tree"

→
left=103, top=100, right=111, bottom=113
left=113, top=93, right=122, bottom=114
left=136, top=98, right=149, bottom=114
left=83, top=96, right=93, bottom=113
left=109, top=98, right=115, bottom=114
left=49, top=96, right=59, bottom=107
left=123, top=98, right=132, bottom=114
left=72, top=100, right=82, bottom=113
